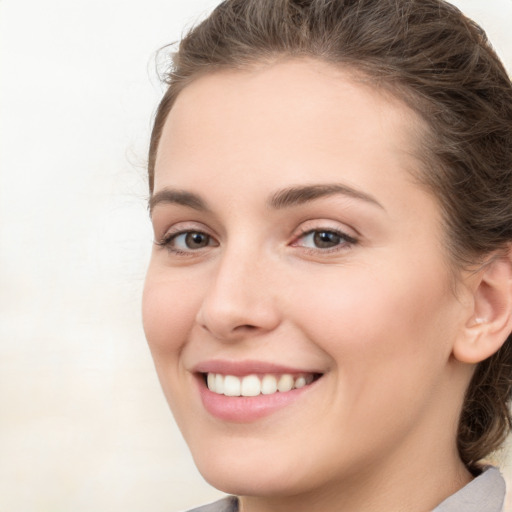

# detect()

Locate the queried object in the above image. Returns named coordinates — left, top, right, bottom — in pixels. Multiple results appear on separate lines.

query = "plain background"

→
left=1, top=1, right=511, bottom=511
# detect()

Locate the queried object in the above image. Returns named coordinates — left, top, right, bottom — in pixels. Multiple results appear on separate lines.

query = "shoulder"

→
left=185, top=496, right=238, bottom=512
left=433, top=466, right=505, bottom=512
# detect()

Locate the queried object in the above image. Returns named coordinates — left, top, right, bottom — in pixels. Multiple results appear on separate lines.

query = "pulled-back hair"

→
left=148, top=0, right=512, bottom=470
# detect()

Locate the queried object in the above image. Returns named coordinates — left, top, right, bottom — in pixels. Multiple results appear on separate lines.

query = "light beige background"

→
left=1, top=1, right=511, bottom=511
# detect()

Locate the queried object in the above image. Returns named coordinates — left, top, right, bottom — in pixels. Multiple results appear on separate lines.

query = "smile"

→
left=195, top=363, right=323, bottom=422
left=205, top=373, right=316, bottom=397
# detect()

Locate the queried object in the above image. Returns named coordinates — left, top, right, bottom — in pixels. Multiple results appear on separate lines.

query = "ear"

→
left=453, top=249, right=512, bottom=364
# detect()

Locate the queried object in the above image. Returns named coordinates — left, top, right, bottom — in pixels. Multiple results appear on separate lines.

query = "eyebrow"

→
left=268, top=183, right=384, bottom=210
left=149, top=182, right=384, bottom=215
left=149, top=188, right=209, bottom=215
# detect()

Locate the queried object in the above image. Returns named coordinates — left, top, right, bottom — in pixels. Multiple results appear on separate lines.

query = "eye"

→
left=157, top=229, right=218, bottom=254
left=175, top=231, right=211, bottom=250
left=294, top=229, right=357, bottom=251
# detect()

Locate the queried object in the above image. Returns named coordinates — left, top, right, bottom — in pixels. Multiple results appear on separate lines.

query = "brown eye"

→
left=313, top=231, right=342, bottom=248
left=184, top=232, right=210, bottom=249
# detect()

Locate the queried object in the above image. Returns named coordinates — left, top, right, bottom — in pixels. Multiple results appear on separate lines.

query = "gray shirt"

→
left=187, top=466, right=506, bottom=512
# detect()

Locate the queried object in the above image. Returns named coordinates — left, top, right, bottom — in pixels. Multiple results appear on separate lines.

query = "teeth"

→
left=206, top=373, right=315, bottom=397
left=241, top=375, right=261, bottom=397
left=215, top=373, right=224, bottom=394
left=223, top=375, right=241, bottom=396
left=294, top=376, right=306, bottom=389
left=277, top=374, right=294, bottom=392
left=261, top=374, right=277, bottom=395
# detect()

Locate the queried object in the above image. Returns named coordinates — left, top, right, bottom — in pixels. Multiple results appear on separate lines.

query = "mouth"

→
left=203, top=372, right=321, bottom=397
left=193, top=360, right=324, bottom=422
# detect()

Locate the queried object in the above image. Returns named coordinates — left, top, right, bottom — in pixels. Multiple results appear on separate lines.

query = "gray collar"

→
left=188, top=495, right=238, bottom=512
left=433, top=466, right=505, bottom=512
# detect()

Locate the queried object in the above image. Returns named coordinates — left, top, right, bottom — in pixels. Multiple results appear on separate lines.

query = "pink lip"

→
left=192, top=360, right=322, bottom=423
left=193, top=359, right=320, bottom=376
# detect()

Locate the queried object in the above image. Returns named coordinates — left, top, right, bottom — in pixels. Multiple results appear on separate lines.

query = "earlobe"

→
left=453, top=249, right=512, bottom=364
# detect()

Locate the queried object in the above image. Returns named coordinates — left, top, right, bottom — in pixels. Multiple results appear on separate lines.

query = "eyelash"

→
left=155, top=227, right=357, bottom=256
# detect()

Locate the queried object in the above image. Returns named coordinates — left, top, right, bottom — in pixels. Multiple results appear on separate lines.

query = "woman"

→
left=142, top=0, right=512, bottom=510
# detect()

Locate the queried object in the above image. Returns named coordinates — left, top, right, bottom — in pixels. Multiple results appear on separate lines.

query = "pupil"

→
left=186, top=232, right=208, bottom=248
left=313, top=231, right=340, bottom=248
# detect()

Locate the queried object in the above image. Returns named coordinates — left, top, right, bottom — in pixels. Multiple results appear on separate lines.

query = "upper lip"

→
left=192, top=359, right=323, bottom=376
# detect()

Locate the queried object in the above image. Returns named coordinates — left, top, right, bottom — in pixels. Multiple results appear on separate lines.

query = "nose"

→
left=195, top=248, right=281, bottom=342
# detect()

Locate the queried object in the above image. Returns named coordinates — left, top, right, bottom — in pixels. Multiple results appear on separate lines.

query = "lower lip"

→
left=197, top=376, right=316, bottom=423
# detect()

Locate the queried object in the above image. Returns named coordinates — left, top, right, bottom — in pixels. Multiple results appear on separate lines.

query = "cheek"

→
left=290, top=260, right=457, bottom=383
left=142, top=271, right=200, bottom=358
left=284, top=262, right=461, bottom=454
left=142, top=270, right=207, bottom=422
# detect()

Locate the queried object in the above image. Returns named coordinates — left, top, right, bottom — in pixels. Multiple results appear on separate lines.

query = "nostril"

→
left=237, top=324, right=257, bottom=331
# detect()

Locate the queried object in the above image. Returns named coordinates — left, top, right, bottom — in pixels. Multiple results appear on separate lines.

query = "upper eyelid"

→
left=154, top=219, right=359, bottom=244
left=293, top=219, right=359, bottom=239
left=296, top=225, right=353, bottom=236
left=158, top=221, right=216, bottom=238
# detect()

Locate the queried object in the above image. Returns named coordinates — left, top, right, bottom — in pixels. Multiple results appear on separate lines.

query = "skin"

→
left=143, top=59, right=482, bottom=512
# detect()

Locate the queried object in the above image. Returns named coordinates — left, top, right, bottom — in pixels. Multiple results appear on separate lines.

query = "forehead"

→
left=154, top=58, right=427, bottom=201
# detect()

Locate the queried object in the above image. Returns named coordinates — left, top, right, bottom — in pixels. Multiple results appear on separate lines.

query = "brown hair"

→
left=148, top=0, right=512, bottom=470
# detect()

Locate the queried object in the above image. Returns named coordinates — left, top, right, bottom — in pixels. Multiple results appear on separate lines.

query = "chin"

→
left=190, top=442, right=311, bottom=498
left=200, top=466, right=304, bottom=498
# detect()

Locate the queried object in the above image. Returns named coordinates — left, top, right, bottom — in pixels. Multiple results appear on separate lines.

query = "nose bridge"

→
left=196, top=241, right=279, bottom=340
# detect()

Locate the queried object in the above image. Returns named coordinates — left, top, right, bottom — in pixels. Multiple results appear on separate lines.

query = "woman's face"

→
left=143, top=60, right=472, bottom=501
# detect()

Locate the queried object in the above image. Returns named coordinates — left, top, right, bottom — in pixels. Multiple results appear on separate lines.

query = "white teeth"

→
left=277, top=374, right=294, bottom=392
left=261, top=375, right=277, bottom=395
left=294, top=376, right=306, bottom=389
left=215, top=374, right=224, bottom=394
left=206, top=372, right=315, bottom=396
left=241, top=375, right=261, bottom=397
left=207, top=373, right=216, bottom=392
left=224, top=375, right=241, bottom=396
